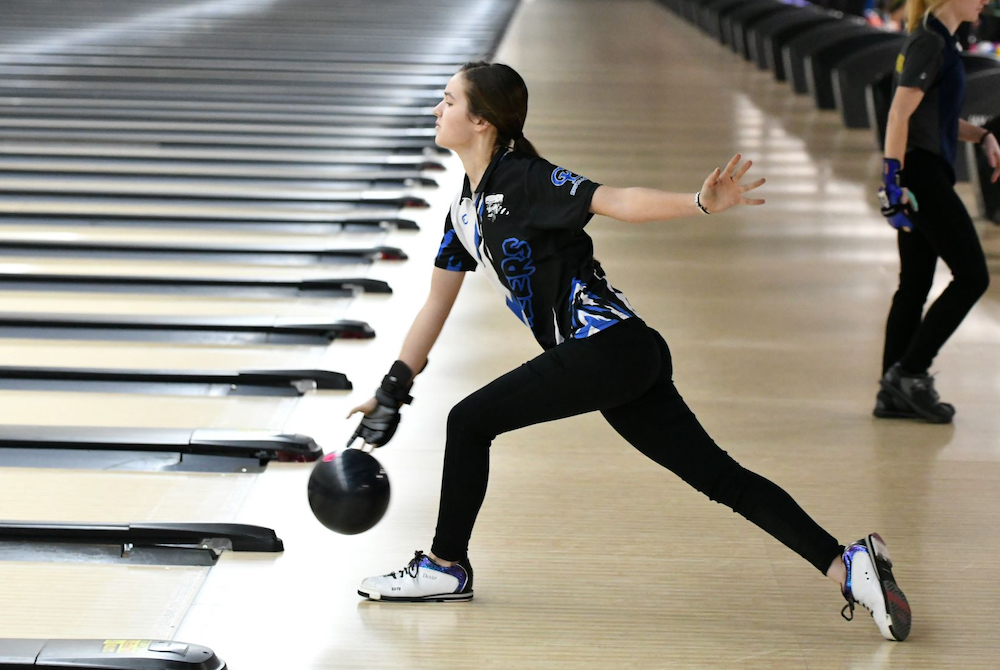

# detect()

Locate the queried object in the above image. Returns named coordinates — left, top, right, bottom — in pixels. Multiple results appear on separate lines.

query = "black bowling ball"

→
left=307, top=449, right=390, bottom=535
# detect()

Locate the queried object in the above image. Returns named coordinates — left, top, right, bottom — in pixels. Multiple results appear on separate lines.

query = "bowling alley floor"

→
left=6, top=0, right=1000, bottom=668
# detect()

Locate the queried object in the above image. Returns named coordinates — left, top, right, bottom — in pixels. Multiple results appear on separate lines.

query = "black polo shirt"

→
left=434, top=149, right=639, bottom=350
left=894, top=14, right=965, bottom=166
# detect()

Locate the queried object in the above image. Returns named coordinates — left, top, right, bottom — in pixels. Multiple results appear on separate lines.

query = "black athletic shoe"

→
left=872, top=388, right=956, bottom=420
left=879, top=363, right=955, bottom=424
left=873, top=389, right=921, bottom=419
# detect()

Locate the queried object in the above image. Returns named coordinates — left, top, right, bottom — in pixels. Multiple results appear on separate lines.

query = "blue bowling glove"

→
left=877, top=158, right=918, bottom=232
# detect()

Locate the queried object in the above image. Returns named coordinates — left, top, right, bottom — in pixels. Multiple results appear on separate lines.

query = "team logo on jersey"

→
left=896, top=54, right=904, bottom=74
left=484, top=193, right=509, bottom=222
left=551, top=167, right=589, bottom=196
left=500, top=237, right=536, bottom=327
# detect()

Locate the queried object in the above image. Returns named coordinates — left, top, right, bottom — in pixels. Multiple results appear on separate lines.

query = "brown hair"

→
left=459, top=61, right=540, bottom=158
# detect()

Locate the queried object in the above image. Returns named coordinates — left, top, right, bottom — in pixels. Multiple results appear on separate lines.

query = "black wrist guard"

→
left=374, top=360, right=414, bottom=407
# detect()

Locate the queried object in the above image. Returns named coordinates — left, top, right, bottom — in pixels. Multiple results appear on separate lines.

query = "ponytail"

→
left=459, top=61, right=541, bottom=158
left=512, top=135, right=540, bottom=157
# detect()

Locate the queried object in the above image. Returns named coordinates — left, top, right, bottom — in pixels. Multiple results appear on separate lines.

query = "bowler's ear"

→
left=471, top=115, right=493, bottom=132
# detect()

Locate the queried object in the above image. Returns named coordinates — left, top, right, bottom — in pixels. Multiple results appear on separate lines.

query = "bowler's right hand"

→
left=346, top=396, right=401, bottom=448
left=878, top=158, right=917, bottom=232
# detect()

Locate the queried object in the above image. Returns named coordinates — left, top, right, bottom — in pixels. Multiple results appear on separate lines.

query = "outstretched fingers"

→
left=704, top=155, right=766, bottom=209
left=721, top=153, right=742, bottom=180
left=740, top=176, right=766, bottom=193
left=740, top=177, right=766, bottom=205
left=733, top=158, right=753, bottom=182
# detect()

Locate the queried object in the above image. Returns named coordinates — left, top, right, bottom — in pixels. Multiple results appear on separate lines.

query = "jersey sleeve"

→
left=897, top=31, right=944, bottom=92
left=433, top=212, right=477, bottom=272
left=524, top=158, right=602, bottom=232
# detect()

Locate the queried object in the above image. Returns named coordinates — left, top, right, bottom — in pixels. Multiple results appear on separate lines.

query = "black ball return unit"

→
left=0, top=638, right=225, bottom=669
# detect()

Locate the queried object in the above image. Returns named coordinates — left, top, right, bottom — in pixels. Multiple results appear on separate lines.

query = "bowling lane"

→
left=0, top=225, right=398, bottom=267
left=0, top=563, right=211, bottom=639
left=0, top=256, right=394, bottom=281
left=0, top=256, right=399, bottom=431
left=0, top=221, right=418, bottom=634
left=0, top=443, right=259, bottom=638
left=0, top=467, right=256, bottom=522
left=0, top=169, right=456, bottom=428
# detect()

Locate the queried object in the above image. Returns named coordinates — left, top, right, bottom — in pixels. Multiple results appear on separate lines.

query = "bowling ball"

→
left=307, top=449, right=390, bottom=535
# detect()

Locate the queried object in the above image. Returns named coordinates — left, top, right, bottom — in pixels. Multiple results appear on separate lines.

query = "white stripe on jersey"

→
left=450, top=192, right=530, bottom=327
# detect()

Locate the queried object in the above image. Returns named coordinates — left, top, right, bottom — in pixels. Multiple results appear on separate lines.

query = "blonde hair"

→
left=905, top=0, right=952, bottom=32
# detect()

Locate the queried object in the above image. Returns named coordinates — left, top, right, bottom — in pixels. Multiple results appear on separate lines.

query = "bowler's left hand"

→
left=699, top=153, right=766, bottom=214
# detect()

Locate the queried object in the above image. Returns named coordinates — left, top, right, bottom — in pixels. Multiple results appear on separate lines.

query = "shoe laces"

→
left=387, top=550, right=425, bottom=580
left=841, top=588, right=878, bottom=622
left=841, top=596, right=858, bottom=622
left=840, top=546, right=867, bottom=623
left=908, top=373, right=940, bottom=402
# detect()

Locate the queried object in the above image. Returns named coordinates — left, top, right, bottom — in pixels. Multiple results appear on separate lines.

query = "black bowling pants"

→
left=882, top=149, right=990, bottom=375
left=431, top=318, right=842, bottom=574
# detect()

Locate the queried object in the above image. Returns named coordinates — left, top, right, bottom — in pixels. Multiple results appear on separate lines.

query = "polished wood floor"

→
left=3, top=0, right=1000, bottom=668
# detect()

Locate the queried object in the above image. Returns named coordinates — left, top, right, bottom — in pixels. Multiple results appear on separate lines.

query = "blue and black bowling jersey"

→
left=894, top=14, right=965, bottom=167
left=434, top=149, right=638, bottom=350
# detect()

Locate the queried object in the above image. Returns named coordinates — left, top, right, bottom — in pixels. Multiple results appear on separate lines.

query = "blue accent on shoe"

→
left=842, top=543, right=866, bottom=604
left=419, top=555, right=470, bottom=592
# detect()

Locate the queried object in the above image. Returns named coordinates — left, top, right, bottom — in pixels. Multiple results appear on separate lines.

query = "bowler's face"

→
left=432, top=73, right=478, bottom=150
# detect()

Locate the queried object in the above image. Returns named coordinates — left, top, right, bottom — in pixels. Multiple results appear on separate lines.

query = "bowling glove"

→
left=877, top=158, right=919, bottom=232
left=349, top=360, right=414, bottom=448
